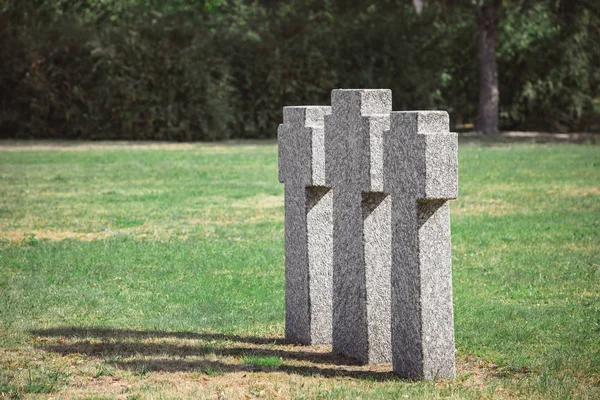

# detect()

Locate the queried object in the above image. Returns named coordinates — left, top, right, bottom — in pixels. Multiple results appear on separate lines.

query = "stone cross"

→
left=384, top=111, right=458, bottom=379
left=278, top=106, right=333, bottom=345
left=325, top=89, right=392, bottom=364
left=277, top=89, right=458, bottom=380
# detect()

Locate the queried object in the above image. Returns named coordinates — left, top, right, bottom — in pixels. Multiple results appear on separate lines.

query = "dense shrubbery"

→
left=1, top=0, right=599, bottom=140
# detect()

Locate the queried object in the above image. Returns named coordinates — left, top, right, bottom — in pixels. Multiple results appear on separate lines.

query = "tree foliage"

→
left=0, top=0, right=598, bottom=140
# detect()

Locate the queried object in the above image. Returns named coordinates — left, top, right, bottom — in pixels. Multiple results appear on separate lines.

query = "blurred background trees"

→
left=1, top=0, right=598, bottom=140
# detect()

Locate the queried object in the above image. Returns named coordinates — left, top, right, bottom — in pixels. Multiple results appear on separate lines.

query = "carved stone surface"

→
left=384, top=111, right=458, bottom=379
left=278, top=91, right=458, bottom=380
left=278, top=106, right=333, bottom=345
left=325, top=89, right=392, bottom=364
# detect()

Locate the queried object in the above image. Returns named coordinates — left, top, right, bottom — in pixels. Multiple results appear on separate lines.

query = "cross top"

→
left=325, top=89, right=391, bottom=192
left=278, top=105, right=331, bottom=187
left=384, top=111, right=458, bottom=200
left=330, top=89, right=392, bottom=117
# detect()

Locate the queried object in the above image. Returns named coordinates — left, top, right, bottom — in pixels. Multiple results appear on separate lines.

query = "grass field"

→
left=0, top=139, right=599, bottom=399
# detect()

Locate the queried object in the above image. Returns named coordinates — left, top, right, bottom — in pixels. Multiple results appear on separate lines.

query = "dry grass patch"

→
left=557, top=186, right=600, bottom=197
left=0, top=329, right=525, bottom=399
left=0, top=140, right=276, bottom=153
left=0, top=228, right=159, bottom=246
left=2, top=229, right=117, bottom=243
left=453, top=198, right=518, bottom=217
left=231, top=195, right=283, bottom=210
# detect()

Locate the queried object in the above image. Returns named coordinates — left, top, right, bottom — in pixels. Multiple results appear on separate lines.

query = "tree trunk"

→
left=413, top=0, right=424, bottom=15
left=475, top=1, right=501, bottom=135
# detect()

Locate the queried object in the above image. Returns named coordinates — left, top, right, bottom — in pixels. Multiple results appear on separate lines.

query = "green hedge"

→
left=1, top=0, right=599, bottom=140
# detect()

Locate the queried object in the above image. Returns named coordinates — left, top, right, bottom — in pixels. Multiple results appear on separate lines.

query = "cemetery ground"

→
left=0, top=138, right=598, bottom=399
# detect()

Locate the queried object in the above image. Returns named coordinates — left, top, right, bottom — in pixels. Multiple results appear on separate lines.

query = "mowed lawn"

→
left=0, top=140, right=598, bottom=399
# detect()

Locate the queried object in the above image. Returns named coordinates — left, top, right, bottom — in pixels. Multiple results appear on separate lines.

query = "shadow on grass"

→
left=31, top=327, right=287, bottom=345
left=30, top=327, right=400, bottom=381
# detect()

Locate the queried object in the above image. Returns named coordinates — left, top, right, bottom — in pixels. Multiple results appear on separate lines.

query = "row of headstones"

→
left=278, top=89, right=458, bottom=380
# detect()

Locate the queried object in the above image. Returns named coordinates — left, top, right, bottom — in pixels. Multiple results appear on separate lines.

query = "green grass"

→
left=243, top=356, right=283, bottom=369
left=0, top=140, right=599, bottom=399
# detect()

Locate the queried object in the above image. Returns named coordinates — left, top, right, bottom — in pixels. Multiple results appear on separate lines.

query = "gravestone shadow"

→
left=30, top=327, right=400, bottom=381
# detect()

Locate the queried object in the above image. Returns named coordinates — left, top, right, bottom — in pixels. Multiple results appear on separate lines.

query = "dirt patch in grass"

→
left=454, top=354, right=500, bottom=391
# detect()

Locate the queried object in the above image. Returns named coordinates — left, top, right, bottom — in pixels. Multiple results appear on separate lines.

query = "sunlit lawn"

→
left=0, top=139, right=599, bottom=399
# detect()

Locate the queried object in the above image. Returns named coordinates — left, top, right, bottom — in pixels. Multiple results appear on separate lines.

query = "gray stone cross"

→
left=277, top=89, right=458, bottom=380
left=278, top=106, right=333, bottom=345
left=325, top=89, right=393, bottom=364
left=384, top=111, right=458, bottom=379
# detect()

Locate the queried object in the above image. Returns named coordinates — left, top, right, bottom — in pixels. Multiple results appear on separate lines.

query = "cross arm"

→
left=384, top=111, right=458, bottom=200
left=278, top=106, right=331, bottom=186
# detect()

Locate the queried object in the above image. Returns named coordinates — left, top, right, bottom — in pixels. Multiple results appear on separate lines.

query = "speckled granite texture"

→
left=278, top=106, right=333, bottom=345
left=384, top=111, right=458, bottom=379
left=278, top=91, right=458, bottom=379
left=325, top=90, right=392, bottom=364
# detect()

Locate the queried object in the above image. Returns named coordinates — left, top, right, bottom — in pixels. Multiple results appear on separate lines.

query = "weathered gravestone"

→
left=278, top=106, right=333, bottom=345
left=325, top=90, right=392, bottom=364
left=384, top=110, right=458, bottom=379
left=278, top=89, right=458, bottom=380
